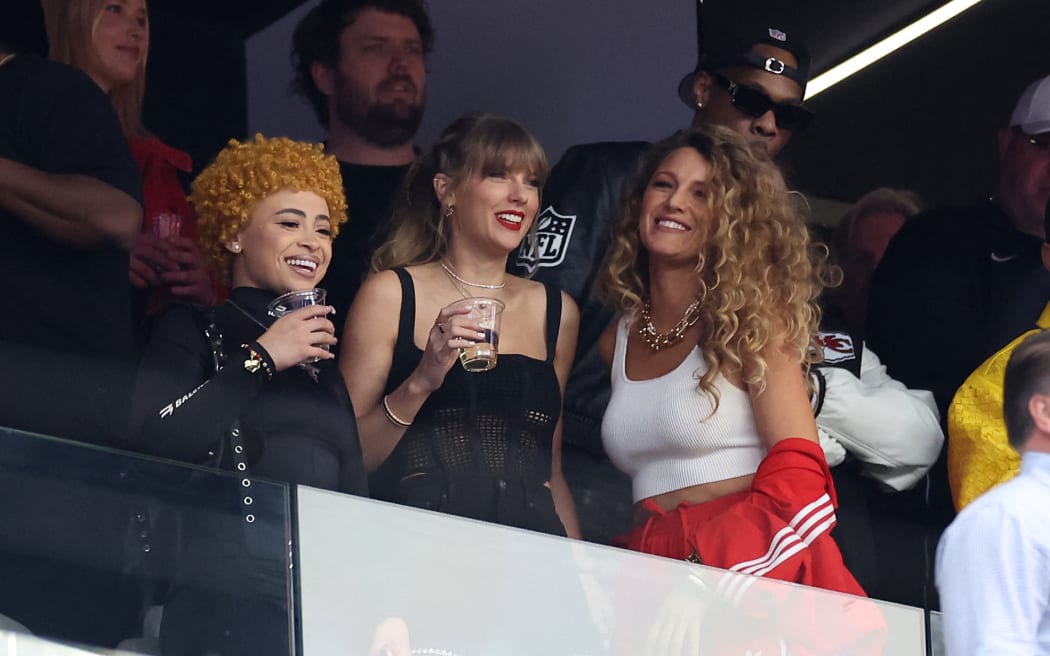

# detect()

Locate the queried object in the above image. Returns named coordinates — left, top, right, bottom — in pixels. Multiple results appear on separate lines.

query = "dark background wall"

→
left=12, top=0, right=1049, bottom=211
left=781, top=0, right=1050, bottom=209
left=244, top=1, right=697, bottom=168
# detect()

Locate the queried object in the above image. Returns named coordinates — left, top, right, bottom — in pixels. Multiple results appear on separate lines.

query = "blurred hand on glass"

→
left=644, top=585, right=708, bottom=656
left=367, top=617, right=411, bottom=656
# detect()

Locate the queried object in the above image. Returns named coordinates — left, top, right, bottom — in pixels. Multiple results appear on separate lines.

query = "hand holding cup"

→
left=414, top=301, right=488, bottom=392
left=160, top=236, right=215, bottom=305
left=448, top=297, right=504, bottom=372
left=129, top=233, right=181, bottom=288
left=255, top=303, right=337, bottom=372
left=264, top=288, right=334, bottom=367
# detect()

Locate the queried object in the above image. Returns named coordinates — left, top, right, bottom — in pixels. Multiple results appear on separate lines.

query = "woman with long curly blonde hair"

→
left=597, top=125, right=865, bottom=597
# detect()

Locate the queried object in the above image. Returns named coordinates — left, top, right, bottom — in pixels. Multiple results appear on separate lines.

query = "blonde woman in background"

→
left=44, top=0, right=217, bottom=317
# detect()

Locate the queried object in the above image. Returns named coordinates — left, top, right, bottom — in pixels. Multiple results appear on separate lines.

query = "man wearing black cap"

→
left=676, top=11, right=812, bottom=158
left=511, top=0, right=943, bottom=604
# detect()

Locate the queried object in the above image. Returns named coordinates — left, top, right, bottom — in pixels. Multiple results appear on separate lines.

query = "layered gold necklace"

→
left=638, top=298, right=701, bottom=351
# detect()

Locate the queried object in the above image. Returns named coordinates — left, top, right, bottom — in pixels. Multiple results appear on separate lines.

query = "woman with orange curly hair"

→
left=597, top=125, right=864, bottom=596
left=130, top=135, right=365, bottom=492
left=128, top=135, right=366, bottom=654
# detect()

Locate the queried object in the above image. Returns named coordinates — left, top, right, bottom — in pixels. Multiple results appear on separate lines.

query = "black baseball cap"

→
left=676, top=1, right=811, bottom=109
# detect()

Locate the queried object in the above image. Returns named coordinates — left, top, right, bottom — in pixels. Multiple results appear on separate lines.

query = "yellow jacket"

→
left=947, top=303, right=1050, bottom=510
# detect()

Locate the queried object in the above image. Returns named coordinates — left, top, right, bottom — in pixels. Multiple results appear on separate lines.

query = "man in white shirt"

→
left=936, top=329, right=1050, bottom=655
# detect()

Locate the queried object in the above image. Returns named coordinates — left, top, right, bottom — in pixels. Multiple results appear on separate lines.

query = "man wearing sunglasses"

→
left=677, top=16, right=813, bottom=158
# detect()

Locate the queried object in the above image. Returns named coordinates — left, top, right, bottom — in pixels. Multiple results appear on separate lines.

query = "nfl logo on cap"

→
left=768, top=27, right=787, bottom=41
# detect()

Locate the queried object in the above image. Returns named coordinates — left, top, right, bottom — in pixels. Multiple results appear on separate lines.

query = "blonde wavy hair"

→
left=43, top=0, right=148, bottom=139
left=189, top=135, right=348, bottom=285
left=372, top=113, right=548, bottom=270
left=599, top=125, right=830, bottom=407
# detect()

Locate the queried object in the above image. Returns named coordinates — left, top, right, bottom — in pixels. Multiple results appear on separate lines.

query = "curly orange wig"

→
left=599, top=125, right=832, bottom=408
left=190, top=135, right=348, bottom=285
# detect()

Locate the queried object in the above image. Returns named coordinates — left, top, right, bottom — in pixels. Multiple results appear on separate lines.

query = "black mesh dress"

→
left=372, top=268, right=566, bottom=536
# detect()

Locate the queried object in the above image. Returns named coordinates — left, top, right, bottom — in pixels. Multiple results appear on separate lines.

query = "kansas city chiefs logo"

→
left=815, top=331, right=856, bottom=364
left=514, top=205, right=576, bottom=272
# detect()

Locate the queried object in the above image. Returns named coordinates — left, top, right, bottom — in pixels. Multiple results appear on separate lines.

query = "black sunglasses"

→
left=710, top=73, right=813, bottom=133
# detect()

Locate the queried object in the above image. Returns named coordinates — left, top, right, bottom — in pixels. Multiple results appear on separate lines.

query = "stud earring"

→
left=444, top=204, right=455, bottom=219
left=696, top=101, right=704, bottom=110
left=231, top=243, right=241, bottom=252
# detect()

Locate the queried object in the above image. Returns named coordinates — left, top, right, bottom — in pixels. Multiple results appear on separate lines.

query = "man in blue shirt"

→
left=936, top=329, right=1050, bottom=655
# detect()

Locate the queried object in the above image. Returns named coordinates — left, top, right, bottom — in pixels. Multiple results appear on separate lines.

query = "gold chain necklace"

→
left=638, top=298, right=701, bottom=351
left=441, top=265, right=472, bottom=299
left=440, top=260, right=505, bottom=289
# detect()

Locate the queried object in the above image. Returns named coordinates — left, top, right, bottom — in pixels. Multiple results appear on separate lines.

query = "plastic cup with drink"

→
left=448, top=297, right=505, bottom=372
left=267, top=288, right=329, bottom=364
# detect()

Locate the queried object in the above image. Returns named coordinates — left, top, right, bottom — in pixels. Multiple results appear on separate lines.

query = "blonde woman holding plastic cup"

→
left=340, top=113, right=581, bottom=538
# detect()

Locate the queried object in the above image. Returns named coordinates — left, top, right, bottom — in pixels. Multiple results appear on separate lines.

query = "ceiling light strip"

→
left=805, top=0, right=984, bottom=100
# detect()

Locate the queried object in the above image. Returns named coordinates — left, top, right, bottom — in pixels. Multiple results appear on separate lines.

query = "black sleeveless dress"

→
left=371, top=268, right=566, bottom=536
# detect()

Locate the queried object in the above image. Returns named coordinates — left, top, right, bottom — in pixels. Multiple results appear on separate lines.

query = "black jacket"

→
left=867, top=201, right=1046, bottom=419
left=510, top=141, right=650, bottom=455
left=129, top=287, right=367, bottom=495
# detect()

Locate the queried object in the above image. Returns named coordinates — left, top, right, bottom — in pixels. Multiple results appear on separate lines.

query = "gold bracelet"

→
left=382, top=395, right=412, bottom=428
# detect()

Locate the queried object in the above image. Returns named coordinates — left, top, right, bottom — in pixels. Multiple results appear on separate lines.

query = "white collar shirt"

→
left=936, top=450, right=1050, bottom=655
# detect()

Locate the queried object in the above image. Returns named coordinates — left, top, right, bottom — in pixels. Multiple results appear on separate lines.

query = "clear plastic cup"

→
left=152, top=212, right=182, bottom=240
left=448, top=297, right=505, bottom=372
left=268, top=288, right=328, bottom=363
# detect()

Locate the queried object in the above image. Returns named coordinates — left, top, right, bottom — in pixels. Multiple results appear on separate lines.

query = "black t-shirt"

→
left=130, top=288, right=367, bottom=495
left=508, top=141, right=650, bottom=455
left=0, top=54, right=142, bottom=358
left=0, top=55, right=143, bottom=445
left=867, top=201, right=1046, bottom=419
left=322, top=160, right=409, bottom=340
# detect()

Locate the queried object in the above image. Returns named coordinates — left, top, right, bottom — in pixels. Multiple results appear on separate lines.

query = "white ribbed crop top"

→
left=601, top=317, right=765, bottom=502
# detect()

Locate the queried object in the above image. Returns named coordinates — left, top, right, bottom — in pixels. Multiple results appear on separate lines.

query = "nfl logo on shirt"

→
left=515, top=205, right=577, bottom=272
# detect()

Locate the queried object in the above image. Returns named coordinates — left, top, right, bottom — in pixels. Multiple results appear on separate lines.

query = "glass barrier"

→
left=0, top=629, right=137, bottom=655
left=0, top=427, right=295, bottom=656
left=297, top=487, right=928, bottom=656
left=0, top=425, right=935, bottom=655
